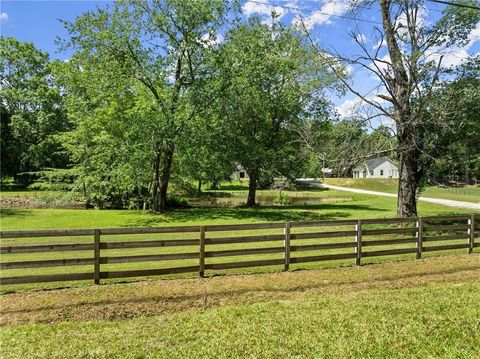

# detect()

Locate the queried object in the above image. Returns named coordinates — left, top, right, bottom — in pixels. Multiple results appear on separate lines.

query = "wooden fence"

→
left=1, top=214, right=478, bottom=286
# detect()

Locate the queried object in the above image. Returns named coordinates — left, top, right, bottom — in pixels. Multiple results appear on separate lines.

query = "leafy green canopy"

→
left=0, top=37, right=68, bottom=186
left=213, top=18, right=339, bottom=196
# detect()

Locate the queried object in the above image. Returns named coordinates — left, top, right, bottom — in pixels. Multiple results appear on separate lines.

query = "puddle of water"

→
left=189, top=194, right=351, bottom=207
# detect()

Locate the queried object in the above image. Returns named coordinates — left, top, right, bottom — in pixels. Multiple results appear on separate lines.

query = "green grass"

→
left=1, top=255, right=479, bottom=358
left=324, top=178, right=480, bottom=202
left=1, top=187, right=477, bottom=292
left=1, top=189, right=475, bottom=231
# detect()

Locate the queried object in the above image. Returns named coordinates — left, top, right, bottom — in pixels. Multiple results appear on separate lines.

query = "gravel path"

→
left=322, top=184, right=480, bottom=211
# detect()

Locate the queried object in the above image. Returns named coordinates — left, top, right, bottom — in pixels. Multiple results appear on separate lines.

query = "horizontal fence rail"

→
left=0, top=214, right=478, bottom=286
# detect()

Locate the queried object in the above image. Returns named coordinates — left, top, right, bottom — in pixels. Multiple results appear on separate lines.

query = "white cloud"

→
left=297, top=1, right=350, bottom=30
left=336, top=94, right=389, bottom=117
left=425, top=23, right=480, bottom=68
left=200, top=32, right=224, bottom=47
left=242, top=1, right=286, bottom=20
left=354, top=33, right=367, bottom=44
left=0, top=12, right=8, bottom=23
left=336, top=98, right=362, bottom=117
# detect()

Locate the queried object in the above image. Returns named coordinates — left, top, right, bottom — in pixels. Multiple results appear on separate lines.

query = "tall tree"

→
left=60, top=0, right=232, bottom=212
left=0, top=37, right=68, bottom=186
left=302, top=0, right=480, bottom=216
left=214, top=17, right=338, bottom=206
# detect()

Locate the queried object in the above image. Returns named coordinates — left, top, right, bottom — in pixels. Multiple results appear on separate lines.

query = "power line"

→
left=246, top=0, right=384, bottom=26
left=426, top=0, right=480, bottom=10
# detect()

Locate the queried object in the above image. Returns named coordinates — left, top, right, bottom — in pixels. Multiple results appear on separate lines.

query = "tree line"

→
left=1, top=0, right=479, bottom=216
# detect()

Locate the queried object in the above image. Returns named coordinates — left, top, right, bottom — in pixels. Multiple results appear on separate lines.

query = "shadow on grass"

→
left=122, top=203, right=386, bottom=227
left=0, top=209, right=32, bottom=217
left=3, top=260, right=478, bottom=317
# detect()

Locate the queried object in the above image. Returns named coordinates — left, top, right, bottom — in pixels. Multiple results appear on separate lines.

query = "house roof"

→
left=355, top=157, right=397, bottom=171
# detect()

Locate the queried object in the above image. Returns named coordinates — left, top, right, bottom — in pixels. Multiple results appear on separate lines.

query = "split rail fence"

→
left=1, top=214, right=478, bottom=286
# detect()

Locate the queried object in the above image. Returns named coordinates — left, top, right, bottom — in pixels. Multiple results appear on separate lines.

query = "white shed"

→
left=352, top=157, right=399, bottom=179
left=231, top=164, right=249, bottom=180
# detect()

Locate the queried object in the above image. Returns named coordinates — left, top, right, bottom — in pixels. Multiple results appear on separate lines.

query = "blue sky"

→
left=1, top=0, right=479, bottom=118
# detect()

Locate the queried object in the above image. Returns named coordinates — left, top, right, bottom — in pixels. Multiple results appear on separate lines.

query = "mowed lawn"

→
left=324, top=178, right=480, bottom=203
left=1, top=255, right=479, bottom=358
left=1, top=187, right=478, bottom=292
left=1, top=188, right=476, bottom=231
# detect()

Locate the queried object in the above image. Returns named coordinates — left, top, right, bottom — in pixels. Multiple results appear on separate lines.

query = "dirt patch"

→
left=1, top=254, right=478, bottom=326
left=0, top=195, right=84, bottom=209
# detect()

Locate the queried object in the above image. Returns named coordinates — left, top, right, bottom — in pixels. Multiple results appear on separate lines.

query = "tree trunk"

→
left=397, top=151, right=418, bottom=218
left=152, top=142, right=175, bottom=213
left=197, top=180, right=202, bottom=195
left=380, top=0, right=419, bottom=218
left=246, top=170, right=257, bottom=207
left=464, top=150, right=470, bottom=185
left=396, top=120, right=419, bottom=218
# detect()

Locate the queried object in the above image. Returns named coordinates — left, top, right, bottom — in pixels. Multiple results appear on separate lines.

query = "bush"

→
left=272, top=191, right=291, bottom=205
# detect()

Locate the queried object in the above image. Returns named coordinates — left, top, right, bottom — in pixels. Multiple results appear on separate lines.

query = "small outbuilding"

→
left=231, top=164, right=249, bottom=180
left=352, top=157, right=399, bottom=179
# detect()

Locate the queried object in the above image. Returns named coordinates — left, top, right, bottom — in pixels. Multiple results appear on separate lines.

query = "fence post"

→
left=94, top=229, right=100, bottom=285
left=416, top=217, right=423, bottom=260
left=199, top=226, right=206, bottom=278
left=284, top=222, right=291, bottom=271
left=355, top=220, right=362, bottom=266
left=468, top=215, right=475, bottom=254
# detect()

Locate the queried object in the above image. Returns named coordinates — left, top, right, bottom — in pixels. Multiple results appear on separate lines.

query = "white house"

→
left=352, top=157, right=399, bottom=179
left=231, top=164, right=249, bottom=180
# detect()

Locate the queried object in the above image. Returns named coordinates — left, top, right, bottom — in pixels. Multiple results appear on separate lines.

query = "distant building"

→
left=231, top=164, right=249, bottom=180
left=352, top=157, right=399, bottom=179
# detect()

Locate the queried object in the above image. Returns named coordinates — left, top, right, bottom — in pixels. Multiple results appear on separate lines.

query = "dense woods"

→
left=1, top=0, right=479, bottom=216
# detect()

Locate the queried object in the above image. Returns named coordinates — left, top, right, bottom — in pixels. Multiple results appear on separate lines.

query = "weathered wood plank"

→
left=1, top=258, right=94, bottom=269
left=362, top=228, right=417, bottom=236
left=291, top=230, right=357, bottom=240
left=1, top=243, right=94, bottom=254
left=422, top=215, right=470, bottom=222
left=423, top=224, right=469, bottom=232
left=0, top=229, right=94, bottom=239
left=362, top=238, right=417, bottom=247
left=100, top=226, right=200, bottom=235
left=290, top=220, right=358, bottom=228
left=290, top=242, right=357, bottom=251
left=199, top=226, right=206, bottom=278
left=205, top=247, right=284, bottom=258
left=362, top=248, right=417, bottom=258
left=100, top=252, right=199, bottom=264
left=204, top=259, right=284, bottom=270
left=422, top=234, right=467, bottom=242
left=94, top=229, right=100, bottom=285
left=0, top=272, right=93, bottom=285
left=101, top=239, right=198, bottom=249
left=204, top=223, right=284, bottom=231
left=422, top=244, right=470, bottom=252
left=361, top=217, right=417, bottom=224
left=290, top=253, right=357, bottom=263
left=100, top=266, right=199, bottom=279
left=284, top=222, right=291, bottom=271
left=205, top=234, right=284, bottom=245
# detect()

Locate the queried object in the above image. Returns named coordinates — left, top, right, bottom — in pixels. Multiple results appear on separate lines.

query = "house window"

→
left=380, top=170, right=384, bottom=176
left=239, top=172, right=245, bottom=179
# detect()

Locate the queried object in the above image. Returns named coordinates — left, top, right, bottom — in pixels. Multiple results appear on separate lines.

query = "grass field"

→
left=1, top=187, right=476, bottom=231
left=1, top=255, right=479, bottom=358
left=324, top=178, right=480, bottom=202
left=1, top=185, right=477, bottom=292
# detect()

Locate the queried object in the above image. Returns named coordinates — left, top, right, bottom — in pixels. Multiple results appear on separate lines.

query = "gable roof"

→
left=355, top=157, right=397, bottom=171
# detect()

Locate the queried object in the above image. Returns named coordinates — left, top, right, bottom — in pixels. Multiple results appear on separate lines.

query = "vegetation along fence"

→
left=0, top=214, right=478, bottom=286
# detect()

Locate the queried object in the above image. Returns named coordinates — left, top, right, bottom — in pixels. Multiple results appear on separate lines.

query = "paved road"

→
left=322, top=184, right=480, bottom=211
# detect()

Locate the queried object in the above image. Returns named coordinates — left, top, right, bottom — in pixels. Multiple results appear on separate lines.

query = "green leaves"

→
left=0, top=37, right=68, bottom=185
